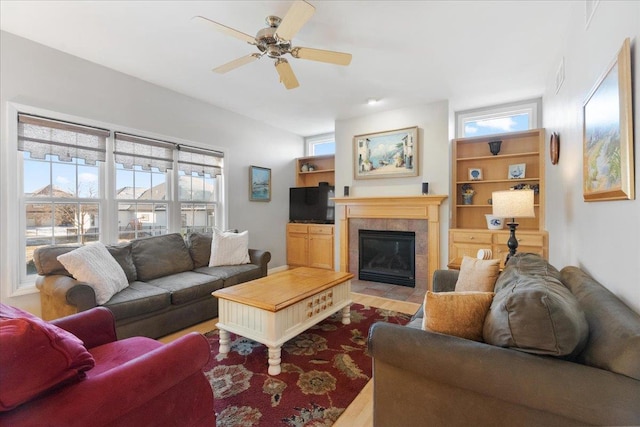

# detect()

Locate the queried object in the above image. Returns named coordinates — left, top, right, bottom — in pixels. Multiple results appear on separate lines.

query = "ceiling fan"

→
left=193, top=0, right=352, bottom=89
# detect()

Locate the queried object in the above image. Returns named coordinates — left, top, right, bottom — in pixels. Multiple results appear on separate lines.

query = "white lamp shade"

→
left=492, top=190, right=535, bottom=218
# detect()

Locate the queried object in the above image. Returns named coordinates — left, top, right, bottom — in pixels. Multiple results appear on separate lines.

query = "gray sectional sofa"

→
left=34, top=232, right=271, bottom=339
left=368, top=253, right=640, bottom=426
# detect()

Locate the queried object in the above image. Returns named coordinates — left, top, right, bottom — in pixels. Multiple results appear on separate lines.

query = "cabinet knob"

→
left=470, top=236, right=474, bottom=240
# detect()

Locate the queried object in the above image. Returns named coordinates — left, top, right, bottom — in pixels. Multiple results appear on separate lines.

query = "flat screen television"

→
left=289, top=185, right=335, bottom=224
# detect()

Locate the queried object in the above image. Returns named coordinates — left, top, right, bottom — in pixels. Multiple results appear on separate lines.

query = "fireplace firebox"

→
left=358, top=229, right=415, bottom=287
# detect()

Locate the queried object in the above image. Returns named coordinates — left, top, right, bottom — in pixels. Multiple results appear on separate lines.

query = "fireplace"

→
left=359, top=229, right=416, bottom=287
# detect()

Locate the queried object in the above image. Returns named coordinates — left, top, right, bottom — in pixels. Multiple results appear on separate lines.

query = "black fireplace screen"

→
left=358, top=229, right=415, bottom=287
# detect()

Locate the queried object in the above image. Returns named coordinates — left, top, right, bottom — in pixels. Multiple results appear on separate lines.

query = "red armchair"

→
left=0, top=306, right=216, bottom=426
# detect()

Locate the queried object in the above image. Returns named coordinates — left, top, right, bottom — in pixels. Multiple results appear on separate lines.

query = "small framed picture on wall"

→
left=249, top=165, right=271, bottom=202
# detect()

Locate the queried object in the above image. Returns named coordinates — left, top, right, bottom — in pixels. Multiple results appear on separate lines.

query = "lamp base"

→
left=505, top=220, right=519, bottom=264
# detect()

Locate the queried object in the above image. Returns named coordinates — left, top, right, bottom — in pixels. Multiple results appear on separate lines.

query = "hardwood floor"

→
left=159, top=290, right=421, bottom=427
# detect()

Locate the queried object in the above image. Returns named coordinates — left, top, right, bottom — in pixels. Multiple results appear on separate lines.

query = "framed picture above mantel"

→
left=353, top=126, right=419, bottom=179
left=583, top=37, right=634, bottom=201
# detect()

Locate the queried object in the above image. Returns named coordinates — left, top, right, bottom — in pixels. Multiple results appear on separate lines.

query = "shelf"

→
left=295, top=154, right=335, bottom=187
left=451, top=128, right=545, bottom=232
left=298, top=169, right=335, bottom=175
left=457, top=151, right=539, bottom=161
left=456, top=204, right=541, bottom=208
left=457, top=178, right=539, bottom=184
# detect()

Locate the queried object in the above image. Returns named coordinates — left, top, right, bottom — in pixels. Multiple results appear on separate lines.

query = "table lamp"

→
left=492, top=189, right=535, bottom=263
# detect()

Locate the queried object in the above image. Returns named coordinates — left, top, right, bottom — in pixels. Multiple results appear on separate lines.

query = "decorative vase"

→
left=462, top=193, right=474, bottom=205
left=488, top=140, right=502, bottom=155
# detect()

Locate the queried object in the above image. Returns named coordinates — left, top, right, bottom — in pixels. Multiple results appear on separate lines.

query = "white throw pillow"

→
left=57, top=242, right=129, bottom=305
left=209, top=229, right=251, bottom=267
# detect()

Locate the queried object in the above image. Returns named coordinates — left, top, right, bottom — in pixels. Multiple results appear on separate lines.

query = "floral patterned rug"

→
left=203, top=303, right=411, bottom=427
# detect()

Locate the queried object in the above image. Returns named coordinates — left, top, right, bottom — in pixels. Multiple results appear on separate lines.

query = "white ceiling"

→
left=0, top=1, right=574, bottom=137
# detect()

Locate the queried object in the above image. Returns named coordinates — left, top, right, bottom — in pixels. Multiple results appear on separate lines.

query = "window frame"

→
left=455, top=98, right=541, bottom=138
left=5, top=102, right=227, bottom=294
left=305, top=133, right=335, bottom=156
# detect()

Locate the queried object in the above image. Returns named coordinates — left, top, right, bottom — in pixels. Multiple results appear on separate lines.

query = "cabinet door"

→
left=287, top=232, right=308, bottom=266
left=308, top=233, right=333, bottom=270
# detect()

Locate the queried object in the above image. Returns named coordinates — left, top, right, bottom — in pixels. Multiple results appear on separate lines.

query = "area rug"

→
left=202, top=303, right=411, bottom=427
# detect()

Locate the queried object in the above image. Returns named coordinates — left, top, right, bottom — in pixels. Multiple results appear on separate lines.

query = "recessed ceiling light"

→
left=367, top=98, right=379, bottom=105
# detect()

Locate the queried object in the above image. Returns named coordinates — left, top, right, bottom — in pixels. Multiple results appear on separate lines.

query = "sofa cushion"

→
left=104, top=281, right=172, bottom=320
left=455, top=256, right=500, bottom=292
left=0, top=304, right=95, bottom=411
left=147, top=272, right=224, bottom=305
left=195, top=264, right=261, bottom=287
left=106, top=243, right=137, bottom=283
left=209, top=229, right=251, bottom=267
left=132, top=234, right=194, bottom=281
left=561, top=266, right=640, bottom=381
left=57, top=243, right=129, bottom=305
left=33, top=244, right=81, bottom=276
left=422, top=291, right=494, bottom=342
left=483, top=253, right=589, bottom=357
left=187, top=232, right=212, bottom=268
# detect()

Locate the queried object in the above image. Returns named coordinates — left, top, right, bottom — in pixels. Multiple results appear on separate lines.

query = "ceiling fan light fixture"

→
left=198, top=0, right=350, bottom=89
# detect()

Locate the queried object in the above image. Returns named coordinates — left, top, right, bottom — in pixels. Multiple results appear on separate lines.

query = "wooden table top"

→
left=212, top=267, right=354, bottom=312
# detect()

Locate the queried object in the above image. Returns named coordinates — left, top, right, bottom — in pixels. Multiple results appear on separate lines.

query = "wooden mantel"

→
left=333, top=195, right=447, bottom=290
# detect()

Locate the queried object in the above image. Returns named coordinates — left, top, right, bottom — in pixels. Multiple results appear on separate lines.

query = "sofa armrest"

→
left=249, top=249, right=271, bottom=276
left=368, top=322, right=640, bottom=426
left=51, top=307, right=117, bottom=349
left=36, top=274, right=98, bottom=320
left=2, top=332, right=212, bottom=427
left=432, top=269, right=458, bottom=292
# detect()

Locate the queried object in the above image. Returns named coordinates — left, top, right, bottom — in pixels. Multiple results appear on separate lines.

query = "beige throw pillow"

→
left=422, top=291, right=495, bottom=342
left=455, top=256, right=500, bottom=292
left=57, top=242, right=129, bottom=305
left=209, top=229, right=251, bottom=267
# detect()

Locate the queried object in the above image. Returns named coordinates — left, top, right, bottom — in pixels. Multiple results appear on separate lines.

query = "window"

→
left=114, top=133, right=173, bottom=241
left=177, top=145, right=223, bottom=235
left=306, top=133, right=335, bottom=156
left=19, top=114, right=108, bottom=277
left=456, top=99, right=541, bottom=138
left=13, top=109, right=225, bottom=287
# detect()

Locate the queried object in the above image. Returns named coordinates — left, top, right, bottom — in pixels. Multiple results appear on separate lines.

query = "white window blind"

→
left=114, top=132, right=174, bottom=172
left=18, top=114, right=109, bottom=164
left=177, top=145, right=223, bottom=177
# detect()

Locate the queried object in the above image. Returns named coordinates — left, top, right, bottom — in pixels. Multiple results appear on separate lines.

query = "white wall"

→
left=334, top=101, right=451, bottom=268
left=0, top=31, right=301, bottom=314
left=543, top=1, right=640, bottom=313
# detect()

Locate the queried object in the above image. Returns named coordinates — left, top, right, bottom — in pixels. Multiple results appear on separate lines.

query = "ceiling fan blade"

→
left=274, top=58, right=300, bottom=90
left=291, top=47, right=352, bottom=66
left=274, top=0, right=315, bottom=41
left=192, top=16, right=256, bottom=45
left=213, top=54, right=261, bottom=74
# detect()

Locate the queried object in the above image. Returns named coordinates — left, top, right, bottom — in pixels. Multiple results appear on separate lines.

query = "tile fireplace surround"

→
left=333, top=195, right=447, bottom=291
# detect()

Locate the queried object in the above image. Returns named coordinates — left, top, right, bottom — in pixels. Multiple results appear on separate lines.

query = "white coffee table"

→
left=212, top=267, right=353, bottom=375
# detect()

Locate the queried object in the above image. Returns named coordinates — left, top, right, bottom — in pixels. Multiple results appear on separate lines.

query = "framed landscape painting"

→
left=583, top=38, right=635, bottom=201
left=249, top=165, right=271, bottom=202
left=353, top=126, right=419, bottom=179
